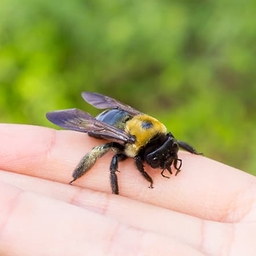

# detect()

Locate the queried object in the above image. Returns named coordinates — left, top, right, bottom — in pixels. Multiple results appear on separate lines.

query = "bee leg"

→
left=160, top=168, right=171, bottom=178
left=110, top=153, right=127, bottom=194
left=177, top=141, right=202, bottom=155
left=69, top=143, right=113, bottom=185
left=173, top=158, right=182, bottom=176
left=134, top=156, right=154, bottom=189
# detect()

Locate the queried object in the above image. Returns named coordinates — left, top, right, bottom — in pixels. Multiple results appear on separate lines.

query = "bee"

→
left=46, top=92, right=201, bottom=194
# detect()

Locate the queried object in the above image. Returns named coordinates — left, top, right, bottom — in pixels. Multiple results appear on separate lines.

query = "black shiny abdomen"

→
left=96, top=109, right=132, bottom=130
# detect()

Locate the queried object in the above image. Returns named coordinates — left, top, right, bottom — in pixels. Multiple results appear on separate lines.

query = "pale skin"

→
left=0, top=124, right=256, bottom=255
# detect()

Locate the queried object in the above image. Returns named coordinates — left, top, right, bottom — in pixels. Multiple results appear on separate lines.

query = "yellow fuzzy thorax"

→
left=124, top=114, right=167, bottom=157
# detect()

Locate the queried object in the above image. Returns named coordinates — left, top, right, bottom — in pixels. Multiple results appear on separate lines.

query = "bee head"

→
left=145, top=133, right=179, bottom=170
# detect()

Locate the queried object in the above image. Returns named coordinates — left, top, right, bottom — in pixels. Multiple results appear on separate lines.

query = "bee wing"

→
left=46, top=108, right=135, bottom=143
left=81, top=92, right=142, bottom=116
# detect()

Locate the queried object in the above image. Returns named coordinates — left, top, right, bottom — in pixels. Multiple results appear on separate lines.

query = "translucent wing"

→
left=46, top=108, right=135, bottom=143
left=82, top=92, right=142, bottom=116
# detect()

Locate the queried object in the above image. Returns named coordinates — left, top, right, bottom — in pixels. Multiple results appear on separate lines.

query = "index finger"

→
left=0, top=124, right=255, bottom=222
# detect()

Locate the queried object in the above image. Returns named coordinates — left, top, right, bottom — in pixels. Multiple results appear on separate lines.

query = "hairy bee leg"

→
left=177, top=141, right=202, bottom=155
left=110, top=153, right=127, bottom=194
left=134, top=156, right=154, bottom=189
left=69, top=143, right=114, bottom=185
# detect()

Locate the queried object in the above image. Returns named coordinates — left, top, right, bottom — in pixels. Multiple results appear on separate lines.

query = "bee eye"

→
left=147, top=155, right=160, bottom=168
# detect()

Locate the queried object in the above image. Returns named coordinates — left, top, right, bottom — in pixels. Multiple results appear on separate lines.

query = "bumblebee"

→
left=46, top=92, right=201, bottom=194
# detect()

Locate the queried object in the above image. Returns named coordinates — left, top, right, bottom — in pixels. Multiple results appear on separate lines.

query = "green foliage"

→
left=0, top=0, right=255, bottom=174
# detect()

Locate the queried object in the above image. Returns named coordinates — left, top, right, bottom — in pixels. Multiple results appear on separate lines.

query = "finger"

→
left=0, top=124, right=255, bottom=222
left=0, top=181, right=204, bottom=256
left=3, top=172, right=256, bottom=256
left=0, top=171, right=233, bottom=256
left=0, top=124, right=89, bottom=181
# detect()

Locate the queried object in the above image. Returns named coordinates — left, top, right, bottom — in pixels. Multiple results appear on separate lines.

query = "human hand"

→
left=0, top=124, right=255, bottom=255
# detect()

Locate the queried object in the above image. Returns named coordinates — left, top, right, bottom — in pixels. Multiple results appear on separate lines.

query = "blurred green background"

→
left=0, top=0, right=255, bottom=174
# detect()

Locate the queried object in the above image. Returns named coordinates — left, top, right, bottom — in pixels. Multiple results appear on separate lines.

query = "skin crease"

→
left=0, top=124, right=256, bottom=255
